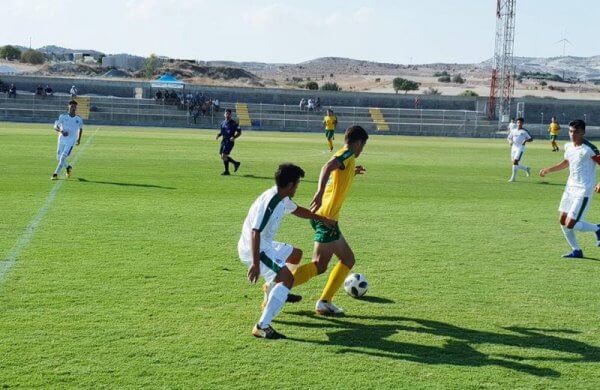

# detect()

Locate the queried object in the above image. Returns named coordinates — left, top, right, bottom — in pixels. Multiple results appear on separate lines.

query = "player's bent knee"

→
left=314, top=261, right=328, bottom=274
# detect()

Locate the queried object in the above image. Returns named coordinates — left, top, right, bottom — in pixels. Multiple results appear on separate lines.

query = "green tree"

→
left=20, top=49, right=45, bottom=64
left=459, top=90, right=478, bottom=97
left=321, top=82, right=341, bottom=91
left=393, top=77, right=420, bottom=94
left=144, top=53, right=158, bottom=78
left=438, top=76, right=451, bottom=83
left=452, top=74, right=465, bottom=84
left=306, top=81, right=319, bottom=90
left=0, top=45, right=21, bottom=60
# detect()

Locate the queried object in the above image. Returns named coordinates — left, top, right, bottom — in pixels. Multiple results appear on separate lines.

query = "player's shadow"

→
left=77, top=178, right=176, bottom=189
left=354, top=295, right=395, bottom=304
left=535, top=181, right=565, bottom=187
left=278, top=312, right=600, bottom=378
left=237, top=174, right=317, bottom=183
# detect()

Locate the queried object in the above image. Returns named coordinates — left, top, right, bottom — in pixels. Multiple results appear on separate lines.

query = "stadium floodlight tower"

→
left=487, top=0, right=516, bottom=124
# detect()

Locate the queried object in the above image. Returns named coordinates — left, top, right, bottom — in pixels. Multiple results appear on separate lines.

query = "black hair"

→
left=569, top=119, right=586, bottom=132
left=516, top=117, right=524, bottom=123
left=275, top=163, right=305, bottom=188
left=225, top=108, right=232, bottom=114
left=68, top=100, right=78, bottom=105
left=344, top=125, right=369, bottom=144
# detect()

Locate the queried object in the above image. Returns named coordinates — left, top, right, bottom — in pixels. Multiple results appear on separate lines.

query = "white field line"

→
left=0, top=128, right=99, bottom=285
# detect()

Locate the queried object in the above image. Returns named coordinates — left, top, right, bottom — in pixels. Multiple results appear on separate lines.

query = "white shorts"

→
left=239, top=241, right=293, bottom=284
left=511, top=146, right=524, bottom=162
left=559, top=192, right=592, bottom=221
left=57, top=143, right=74, bottom=160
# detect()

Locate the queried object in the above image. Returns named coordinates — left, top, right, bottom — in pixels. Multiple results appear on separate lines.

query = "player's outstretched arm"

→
left=310, top=157, right=341, bottom=212
left=292, top=206, right=336, bottom=227
left=540, top=159, right=569, bottom=177
left=76, top=129, right=83, bottom=145
left=216, top=132, right=221, bottom=140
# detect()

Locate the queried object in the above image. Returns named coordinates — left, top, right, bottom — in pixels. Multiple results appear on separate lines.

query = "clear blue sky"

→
left=3, top=0, right=599, bottom=63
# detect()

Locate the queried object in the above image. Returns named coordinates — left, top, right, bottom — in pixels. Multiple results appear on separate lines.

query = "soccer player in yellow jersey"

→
left=323, top=109, right=338, bottom=151
left=292, top=125, right=369, bottom=315
left=549, top=117, right=561, bottom=152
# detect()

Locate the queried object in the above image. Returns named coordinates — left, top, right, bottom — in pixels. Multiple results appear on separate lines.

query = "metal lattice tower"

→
left=487, top=0, right=516, bottom=122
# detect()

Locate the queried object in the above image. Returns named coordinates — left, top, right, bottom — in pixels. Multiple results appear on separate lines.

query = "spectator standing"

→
left=70, top=85, right=78, bottom=97
left=8, top=84, right=16, bottom=99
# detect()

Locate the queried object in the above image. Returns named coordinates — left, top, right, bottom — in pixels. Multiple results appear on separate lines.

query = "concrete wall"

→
left=2, top=75, right=599, bottom=125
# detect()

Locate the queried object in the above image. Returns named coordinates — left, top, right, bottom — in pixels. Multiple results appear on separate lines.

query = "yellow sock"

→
left=327, top=140, right=333, bottom=150
left=292, top=262, right=318, bottom=287
left=320, top=262, right=351, bottom=302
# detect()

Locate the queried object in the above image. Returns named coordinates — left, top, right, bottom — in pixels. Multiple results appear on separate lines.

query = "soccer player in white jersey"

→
left=540, top=120, right=600, bottom=258
left=51, top=100, right=83, bottom=180
left=238, top=163, right=335, bottom=339
left=507, top=117, right=533, bottom=182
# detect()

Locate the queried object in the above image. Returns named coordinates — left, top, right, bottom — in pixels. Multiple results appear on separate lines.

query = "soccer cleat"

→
left=234, top=162, right=241, bottom=172
left=525, top=167, right=531, bottom=177
left=66, top=165, right=72, bottom=178
left=286, top=293, right=302, bottom=303
left=595, top=225, right=600, bottom=246
left=51, top=173, right=58, bottom=180
left=315, top=300, right=344, bottom=316
left=562, top=249, right=583, bottom=259
left=507, top=178, right=515, bottom=182
left=221, top=171, right=230, bottom=176
left=252, top=324, right=286, bottom=339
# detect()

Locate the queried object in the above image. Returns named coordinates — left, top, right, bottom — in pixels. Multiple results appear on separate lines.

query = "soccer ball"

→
left=344, top=273, right=368, bottom=298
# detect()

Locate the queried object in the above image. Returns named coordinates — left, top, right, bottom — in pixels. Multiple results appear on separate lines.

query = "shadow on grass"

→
left=535, top=181, right=565, bottom=187
left=236, top=174, right=317, bottom=183
left=355, top=295, right=395, bottom=304
left=278, top=312, right=600, bottom=377
left=77, top=177, right=176, bottom=189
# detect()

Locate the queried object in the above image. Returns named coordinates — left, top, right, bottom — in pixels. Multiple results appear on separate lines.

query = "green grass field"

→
left=2, top=121, right=600, bottom=388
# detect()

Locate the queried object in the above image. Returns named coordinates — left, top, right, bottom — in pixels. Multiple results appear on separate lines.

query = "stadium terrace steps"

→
left=72, top=96, right=91, bottom=119
left=369, top=108, right=389, bottom=131
left=235, top=103, right=252, bottom=126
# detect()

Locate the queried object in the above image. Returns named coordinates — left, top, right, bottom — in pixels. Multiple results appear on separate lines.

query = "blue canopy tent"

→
left=151, top=73, right=185, bottom=90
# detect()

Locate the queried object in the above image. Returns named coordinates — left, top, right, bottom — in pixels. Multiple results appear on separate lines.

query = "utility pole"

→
left=487, top=0, right=516, bottom=125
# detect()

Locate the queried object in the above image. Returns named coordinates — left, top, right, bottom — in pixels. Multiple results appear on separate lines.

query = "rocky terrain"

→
left=2, top=44, right=600, bottom=99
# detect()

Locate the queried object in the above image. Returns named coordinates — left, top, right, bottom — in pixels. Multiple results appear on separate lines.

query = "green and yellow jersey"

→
left=316, top=147, right=356, bottom=221
left=549, top=122, right=560, bottom=136
left=323, top=115, right=337, bottom=131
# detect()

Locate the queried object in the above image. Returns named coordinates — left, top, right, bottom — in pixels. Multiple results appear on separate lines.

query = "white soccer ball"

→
left=344, top=273, right=368, bottom=298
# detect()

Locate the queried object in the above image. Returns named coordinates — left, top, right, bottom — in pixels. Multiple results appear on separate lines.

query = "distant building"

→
left=102, top=54, right=147, bottom=70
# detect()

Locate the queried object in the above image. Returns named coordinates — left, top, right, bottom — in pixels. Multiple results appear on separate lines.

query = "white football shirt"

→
left=238, top=186, right=298, bottom=259
left=55, top=114, right=83, bottom=145
left=564, top=141, right=599, bottom=197
left=508, top=128, right=532, bottom=150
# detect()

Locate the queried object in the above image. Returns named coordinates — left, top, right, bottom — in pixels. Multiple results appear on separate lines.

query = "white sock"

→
left=561, top=225, right=581, bottom=250
left=516, top=164, right=528, bottom=171
left=574, top=221, right=598, bottom=232
left=54, top=154, right=68, bottom=174
left=258, top=283, right=289, bottom=328
left=510, top=165, right=517, bottom=180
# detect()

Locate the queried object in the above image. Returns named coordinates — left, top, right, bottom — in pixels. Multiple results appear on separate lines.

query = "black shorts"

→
left=220, top=141, right=234, bottom=155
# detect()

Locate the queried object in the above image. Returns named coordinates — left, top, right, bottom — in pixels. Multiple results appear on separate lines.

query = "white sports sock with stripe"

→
left=561, top=225, right=581, bottom=250
left=258, top=283, right=289, bottom=328
left=574, top=221, right=598, bottom=232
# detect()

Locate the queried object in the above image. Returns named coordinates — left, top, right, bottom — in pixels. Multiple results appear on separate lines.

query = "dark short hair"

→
left=344, top=125, right=369, bottom=144
left=327, top=108, right=333, bottom=113
left=569, top=119, right=586, bottom=132
left=68, top=100, right=78, bottom=105
left=225, top=108, right=232, bottom=114
left=275, top=163, right=305, bottom=188
left=516, top=117, right=524, bottom=123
